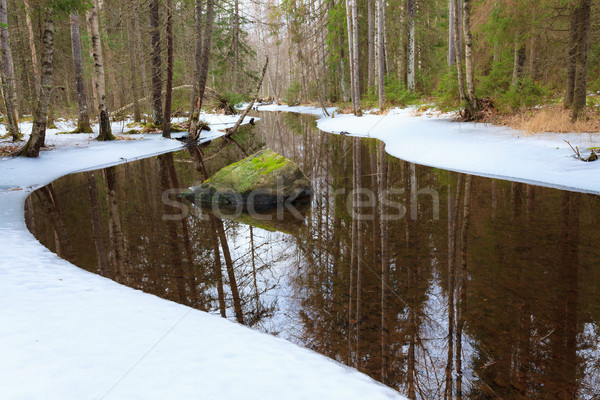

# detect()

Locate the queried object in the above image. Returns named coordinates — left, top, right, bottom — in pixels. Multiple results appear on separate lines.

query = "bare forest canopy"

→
left=0, top=0, right=597, bottom=154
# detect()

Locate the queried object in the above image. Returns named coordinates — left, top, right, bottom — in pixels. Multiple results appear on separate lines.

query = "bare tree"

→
left=188, top=0, right=216, bottom=141
left=377, top=0, right=385, bottom=109
left=19, top=8, right=54, bottom=157
left=367, top=0, right=375, bottom=90
left=87, top=0, right=114, bottom=140
left=233, top=0, right=240, bottom=92
left=571, top=0, right=591, bottom=121
left=69, top=12, right=92, bottom=133
left=126, top=16, right=141, bottom=122
left=452, top=0, right=466, bottom=106
left=23, top=0, right=40, bottom=96
left=162, top=0, right=174, bottom=138
left=149, top=0, right=162, bottom=126
left=407, top=0, right=416, bottom=91
left=462, top=0, right=478, bottom=113
left=0, top=0, right=21, bottom=140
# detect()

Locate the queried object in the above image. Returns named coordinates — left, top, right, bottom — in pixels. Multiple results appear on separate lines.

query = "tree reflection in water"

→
left=26, top=112, right=600, bottom=399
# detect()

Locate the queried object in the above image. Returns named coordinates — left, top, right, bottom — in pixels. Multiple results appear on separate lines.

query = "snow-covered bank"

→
left=0, top=116, right=402, bottom=399
left=260, top=104, right=600, bottom=194
left=256, top=103, right=336, bottom=117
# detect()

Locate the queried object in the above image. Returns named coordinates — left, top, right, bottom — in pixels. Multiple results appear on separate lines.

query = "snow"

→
left=0, top=115, right=404, bottom=399
left=259, top=104, right=600, bottom=194
left=256, top=103, right=336, bottom=117
left=3, top=103, right=597, bottom=398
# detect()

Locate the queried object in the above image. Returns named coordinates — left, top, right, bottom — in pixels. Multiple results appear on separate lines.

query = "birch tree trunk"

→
left=149, top=0, right=163, bottom=126
left=462, top=0, right=478, bottom=112
left=378, top=141, right=389, bottom=382
left=448, top=0, right=455, bottom=67
left=377, top=0, right=385, bottom=109
left=87, top=0, right=114, bottom=141
left=20, top=9, right=54, bottom=158
left=511, top=34, right=526, bottom=90
left=345, top=0, right=356, bottom=111
left=351, top=0, right=361, bottom=114
left=407, top=0, right=416, bottom=91
left=452, top=0, right=466, bottom=103
left=69, top=12, right=92, bottom=133
left=0, top=0, right=20, bottom=141
left=162, top=0, right=173, bottom=138
left=23, top=0, right=40, bottom=97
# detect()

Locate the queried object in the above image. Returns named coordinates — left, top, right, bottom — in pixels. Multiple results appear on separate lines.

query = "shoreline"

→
left=0, top=115, right=403, bottom=399
left=256, top=104, right=600, bottom=195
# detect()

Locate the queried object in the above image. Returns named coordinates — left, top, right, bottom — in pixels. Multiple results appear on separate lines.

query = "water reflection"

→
left=26, top=112, right=600, bottom=399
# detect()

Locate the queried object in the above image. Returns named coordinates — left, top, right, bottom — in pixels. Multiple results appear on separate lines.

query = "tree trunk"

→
left=367, top=0, right=375, bottom=90
left=233, top=0, right=239, bottom=92
left=87, top=0, right=114, bottom=141
left=511, top=34, right=526, bottom=90
left=149, top=0, right=163, bottom=126
left=162, top=0, right=173, bottom=138
left=351, top=0, right=360, bottom=113
left=188, top=0, right=215, bottom=141
left=345, top=0, right=356, bottom=111
left=133, top=8, right=148, bottom=100
left=448, top=0, right=455, bottom=67
left=23, top=0, right=40, bottom=97
left=86, top=171, right=109, bottom=276
left=208, top=216, right=227, bottom=318
left=339, top=42, right=349, bottom=102
left=377, top=0, right=385, bottom=109
left=69, top=12, right=92, bottom=133
left=564, top=3, right=578, bottom=109
left=452, top=0, right=466, bottom=104
left=0, top=0, right=20, bottom=141
left=462, top=0, right=477, bottom=113
left=214, top=218, right=245, bottom=324
left=190, top=0, right=202, bottom=115
left=104, top=167, right=126, bottom=282
left=571, top=0, right=591, bottom=122
left=378, top=141, right=389, bottom=382
left=407, top=0, right=416, bottom=91
left=529, top=34, right=538, bottom=81
left=126, top=17, right=141, bottom=122
left=353, top=138, right=362, bottom=366
left=320, top=0, right=328, bottom=104
left=19, top=8, right=54, bottom=158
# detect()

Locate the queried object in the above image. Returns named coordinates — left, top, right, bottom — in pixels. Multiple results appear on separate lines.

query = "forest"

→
left=0, top=0, right=597, bottom=157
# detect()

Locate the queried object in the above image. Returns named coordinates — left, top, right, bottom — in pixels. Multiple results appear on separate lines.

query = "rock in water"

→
left=183, top=149, right=313, bottom=209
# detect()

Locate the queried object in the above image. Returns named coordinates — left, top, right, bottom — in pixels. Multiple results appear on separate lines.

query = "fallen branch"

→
left=563, top=139, right=580, bottom=159
left=225, top=57, right=269, bottom=138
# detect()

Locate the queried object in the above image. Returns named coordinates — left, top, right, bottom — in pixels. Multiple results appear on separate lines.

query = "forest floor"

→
left=257, top=103, right=600, bottom=194
left=485, top=105, right=600, bottom=134
left=0, top=114, right=404, bottom=400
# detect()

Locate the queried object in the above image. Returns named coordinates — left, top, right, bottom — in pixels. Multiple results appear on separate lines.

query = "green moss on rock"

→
left=183, top=148, right=312, bottom=208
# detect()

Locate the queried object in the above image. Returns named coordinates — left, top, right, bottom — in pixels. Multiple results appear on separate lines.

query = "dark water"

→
left=27, top=112, right=600, bottom=399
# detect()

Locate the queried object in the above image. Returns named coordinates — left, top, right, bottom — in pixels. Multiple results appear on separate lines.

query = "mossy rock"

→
left=183, top=148, right=312, bottom=209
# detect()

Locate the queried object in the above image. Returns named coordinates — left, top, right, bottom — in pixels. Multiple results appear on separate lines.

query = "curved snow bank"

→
left=0, top=118, right=403, bottom=399
left=256, top=103, right=336, bottom=117
left=317, top=107, right=600, bottom=194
